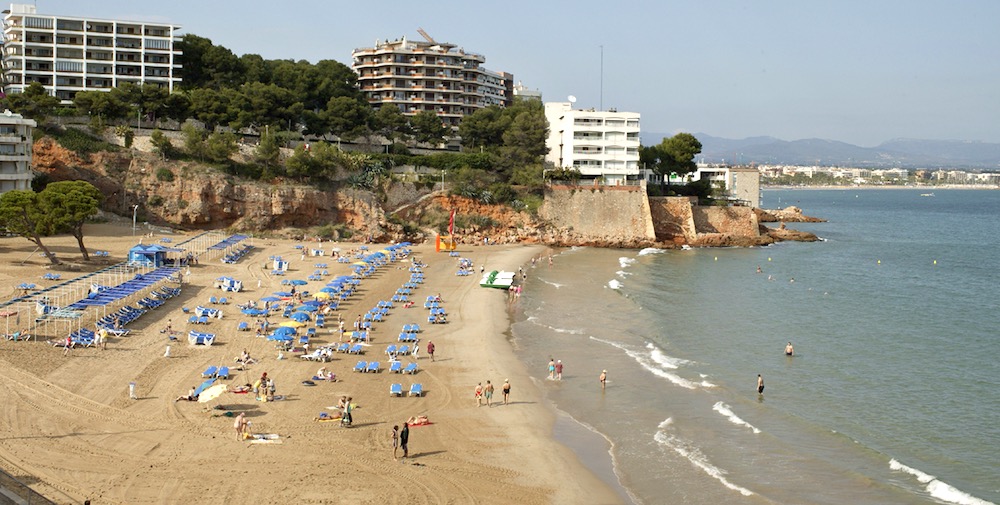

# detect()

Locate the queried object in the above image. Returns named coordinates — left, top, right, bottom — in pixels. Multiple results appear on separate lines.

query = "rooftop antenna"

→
left=599, top=45, right=604, bottom=111
left=416, top=27, right=436, bottom=44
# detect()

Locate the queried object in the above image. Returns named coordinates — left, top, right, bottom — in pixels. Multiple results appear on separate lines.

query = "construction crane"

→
left=416, top=27, right=436, bottom=44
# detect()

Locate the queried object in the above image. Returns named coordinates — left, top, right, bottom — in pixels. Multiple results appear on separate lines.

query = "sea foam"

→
left=655, top=418, right=754, bottom=496
left=591, top=337, right=711, bottom=389
left=608, top=279, right=623, bottom=290
left=638, top=247, right=666, bottom=256
left=619, top=256, right=636, bottom=268
left=889, top=459, right=995, bottom=505
left=712, top=402, right=761, bottom=434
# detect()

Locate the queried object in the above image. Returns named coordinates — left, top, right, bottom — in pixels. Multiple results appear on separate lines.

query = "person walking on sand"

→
left=391, top=425, right=400, bottom=459
left=785, top=342, right=794, bottom=356
left=757, top=374, right=765, bottom=395
left=502, top=379, right=511, bottom=405
left=599, top=370, right=607, bottom=390
left=474, top=382, right=483, bottom=407
left=234, top=412, right=247, bottom=440
left=484, top=380, right=494, bottom=407
left=426, top=341, right=435, bottom=361
left=555, top=360, right=563, bottom=380
left=548, top=358, right=556, bottom=380
left=400, top=421, right=409, bottom=458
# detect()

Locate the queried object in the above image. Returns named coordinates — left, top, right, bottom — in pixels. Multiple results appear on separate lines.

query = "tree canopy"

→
left=0, top=190, right=60, bottom=264
left=39, top=180, right=104, bottom=260
left=643, top=133, right=703, bottom=180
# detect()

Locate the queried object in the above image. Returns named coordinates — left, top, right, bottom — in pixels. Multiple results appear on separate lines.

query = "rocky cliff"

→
left=31, top=134, right=820, bottom=248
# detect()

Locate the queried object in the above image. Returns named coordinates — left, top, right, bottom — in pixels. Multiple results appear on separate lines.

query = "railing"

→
left=0, top=468, right=58, bottom=504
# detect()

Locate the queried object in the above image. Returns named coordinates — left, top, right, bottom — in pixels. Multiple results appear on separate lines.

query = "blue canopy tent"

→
left=128, top=244, right=184, bottom=267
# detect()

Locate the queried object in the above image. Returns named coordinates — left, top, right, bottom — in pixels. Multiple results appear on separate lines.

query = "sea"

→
left=508, top=188, right=1000, bottom=505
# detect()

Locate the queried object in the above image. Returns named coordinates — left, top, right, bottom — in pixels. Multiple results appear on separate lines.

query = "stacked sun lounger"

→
left=188, top=331, right=215, bottom=346
left=222, top=244, right=254, bottom=264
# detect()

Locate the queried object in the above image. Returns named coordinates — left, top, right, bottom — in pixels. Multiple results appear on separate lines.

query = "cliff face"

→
left=32, top=137, right=389, bottom=237
left=31, top=136, right=820, bottom=247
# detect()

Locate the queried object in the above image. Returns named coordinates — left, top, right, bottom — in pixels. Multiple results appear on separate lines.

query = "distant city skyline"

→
left=25, top=0, right=1000, bottom=147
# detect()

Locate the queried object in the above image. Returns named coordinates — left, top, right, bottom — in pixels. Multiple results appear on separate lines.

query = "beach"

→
left=0, top=224, right=621, bottom=504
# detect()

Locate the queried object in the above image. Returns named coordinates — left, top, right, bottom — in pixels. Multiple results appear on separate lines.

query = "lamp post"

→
left=441, top=170, right=446, bottom=192
left=132, top=204, right=139, bottom=236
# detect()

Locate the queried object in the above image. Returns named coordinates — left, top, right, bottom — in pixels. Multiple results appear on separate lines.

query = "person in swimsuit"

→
left=502, top=379, right=511, bottom=404
left=474, top=382, right=483, bottom=407
left=599, top=370, right=607, bottom=390
left=484, top=380, right=494, bottom=407
left=785, top=342, right=794, bottom=356
left=757, top=374, right=765, bottom=395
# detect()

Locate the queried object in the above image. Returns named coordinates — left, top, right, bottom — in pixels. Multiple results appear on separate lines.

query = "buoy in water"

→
left=877, top=259, right=881, bottom=264
left=933, top=259, right=937, bottom=265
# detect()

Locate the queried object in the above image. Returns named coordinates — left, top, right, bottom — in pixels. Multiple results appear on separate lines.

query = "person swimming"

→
left=785, top=342, right=794, bottom=356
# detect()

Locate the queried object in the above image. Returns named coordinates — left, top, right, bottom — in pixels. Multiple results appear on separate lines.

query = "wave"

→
left=530, top=319, right=584, bottom=335
left=539, top=279, right=565, bottom=289
left=638, top=247, right=666, bottom=256
left=591, top=337, right=713, bottom=389
left=655, top=418, right=754, bottom=497
left=619, top=256, right=636, bottom=269
left=615, top=270, right=633, bottom=277
left=712, top=402, right=761, bottom=434
left=608, top=279, right=623, bottom=290
left=889, top=459, right=995, bottom=505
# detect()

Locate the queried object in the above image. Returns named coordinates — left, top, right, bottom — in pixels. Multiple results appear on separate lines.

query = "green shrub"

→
left=43, top=126, right=118, bottom=154
left=148, top=195, right=164, bottom=206
left=177, top=199, right=188, bottom=209
left=156, top=168, right=175, bottom=182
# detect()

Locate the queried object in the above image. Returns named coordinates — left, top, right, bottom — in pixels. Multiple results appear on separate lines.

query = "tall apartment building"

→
left=0, top=109, right=35, bottom=193
left=544, top=102, right=641, bottom=185
left=1, top=3, right=181, bottom=101
left=352, top=32, right=513, bottom=127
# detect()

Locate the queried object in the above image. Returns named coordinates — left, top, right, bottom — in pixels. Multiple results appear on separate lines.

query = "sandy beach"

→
left=0, top=224, right=621, bottom=504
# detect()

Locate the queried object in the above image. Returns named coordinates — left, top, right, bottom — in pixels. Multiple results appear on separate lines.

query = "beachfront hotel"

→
left=0, top=3, right=181, bottom=101
left=351, top=31, right=513, bottom=127
left=544, top=102, right=641, bottom=185
left=0, top=108, right=35, bottom=194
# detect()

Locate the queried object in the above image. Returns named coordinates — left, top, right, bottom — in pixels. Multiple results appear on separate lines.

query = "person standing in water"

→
left=785, top=342, right=794, bottom=356
left=599, top=370, right=607, bottom=390
left=757, top=374, right=765, bottom=395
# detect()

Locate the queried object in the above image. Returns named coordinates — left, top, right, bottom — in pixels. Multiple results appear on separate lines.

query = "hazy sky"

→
left=29, top=0, right=1000, bottom=146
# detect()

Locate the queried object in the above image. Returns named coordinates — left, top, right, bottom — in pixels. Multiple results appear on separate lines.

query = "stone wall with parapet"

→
left=649, top=196, right=697, bottom=243
left=540, top=183, right=656, bottom=244
left=692, top=205, right=760, bottom=237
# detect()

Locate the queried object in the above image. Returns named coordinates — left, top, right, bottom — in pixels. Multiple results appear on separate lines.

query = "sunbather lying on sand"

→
left=406, top=415, right=430, bottom=426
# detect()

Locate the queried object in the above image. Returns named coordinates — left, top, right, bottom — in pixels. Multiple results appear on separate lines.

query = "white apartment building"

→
left=352, top=33, right=513, bottom=127
left=0, top=109, right=35, bottom=193
left=1, top=3, right=181, bottom=101
left=544, top=102, right=640, bottom=184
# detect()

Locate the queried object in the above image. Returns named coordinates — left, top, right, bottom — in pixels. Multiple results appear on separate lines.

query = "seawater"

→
left=509, top=189, right=1000, bottom=505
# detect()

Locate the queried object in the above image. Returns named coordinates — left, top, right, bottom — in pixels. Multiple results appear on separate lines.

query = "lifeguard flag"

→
left=448, top=209, right=456, bottom=236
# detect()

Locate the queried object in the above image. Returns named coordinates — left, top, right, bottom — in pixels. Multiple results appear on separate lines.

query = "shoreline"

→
left=763, top=184, right=1000, bottom=190
left=0, top=225, right=620, bottom=504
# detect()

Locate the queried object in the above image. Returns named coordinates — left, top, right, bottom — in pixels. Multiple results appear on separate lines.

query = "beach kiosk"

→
left=128, top=244, right=183, bottom=267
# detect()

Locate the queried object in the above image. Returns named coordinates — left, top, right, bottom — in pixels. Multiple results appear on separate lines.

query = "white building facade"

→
left=0, top=109, right=36, bottom=193
left=544, top=102, right=640, bottom=184
left=1, top=3, right=182, bottom=101
left=352, top=34, right=513, bottom=127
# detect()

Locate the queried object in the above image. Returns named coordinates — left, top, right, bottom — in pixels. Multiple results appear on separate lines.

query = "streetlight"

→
left=132, top=204, right=139, bottom=236
left=441, top=170, right=446, bottom=192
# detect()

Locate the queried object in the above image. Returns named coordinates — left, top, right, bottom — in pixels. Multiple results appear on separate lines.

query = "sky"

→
left=26, top=0, right=1000, bottom=147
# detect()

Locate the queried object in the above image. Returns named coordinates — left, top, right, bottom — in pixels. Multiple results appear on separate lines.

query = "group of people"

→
left=253, top=372, right=276, bottom=402
left=547, top=358, right=564, bottom=380
left=474, top=379, right=511, bottom=407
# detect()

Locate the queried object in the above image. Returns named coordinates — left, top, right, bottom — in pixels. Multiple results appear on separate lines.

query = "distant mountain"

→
left=640, top=133, right=1000, bottom=169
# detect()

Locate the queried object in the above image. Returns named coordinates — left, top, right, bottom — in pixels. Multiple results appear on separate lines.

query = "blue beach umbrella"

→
left=273, top=291, right=293, bottom=297
left=260, top=296, right=281, bottom=302
left=301, top=300, right=322, bottom=306
left=272, top=326, right=296, bottom=336
left=319, top=287, right=338, bottom=294
left=266, top=334, right=293, bottom=342
left=289, top=312, right=311, bottom=322
left=241, top=308, right=267, bottom=316
left=193, top=378, right=216, bottom=397
left=289, top=279, right=308, bottom=286
left=294, top=305, right=318, bottom=312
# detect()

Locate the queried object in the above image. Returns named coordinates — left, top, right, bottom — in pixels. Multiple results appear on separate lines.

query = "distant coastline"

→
left=763, top=184, right=1000, bottom=191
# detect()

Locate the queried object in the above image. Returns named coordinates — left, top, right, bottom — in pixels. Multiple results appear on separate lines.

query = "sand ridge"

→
left=0, top=224, right=621, bottom=504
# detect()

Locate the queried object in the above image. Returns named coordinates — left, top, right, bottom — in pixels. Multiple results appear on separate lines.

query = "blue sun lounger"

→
left=337, top=342, right=350, bottom=353
left=390, top=383, right=403, bottom=396
left=353, top=361, right=367, bottom=372
left=201, top=366, right=218, bottom=378
left=385, top=344, right=397, bottom=356
left=408, top=383, right=423, bottom=397
left=216, top=366, right=230, bottom=379
left=389, top=361, right=403, bottom=373
left=348, top=344, right=363, bottom=354
left=366, top=361, right=380, bottom=373
left=403, top=363, right=418, bottom=375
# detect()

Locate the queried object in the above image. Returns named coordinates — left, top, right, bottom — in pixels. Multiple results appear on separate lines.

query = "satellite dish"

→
left=567, top=95, right=577, bottom=104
